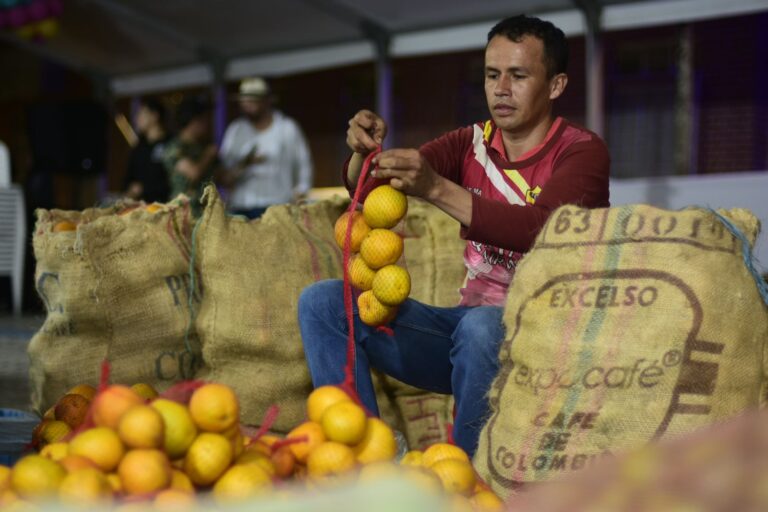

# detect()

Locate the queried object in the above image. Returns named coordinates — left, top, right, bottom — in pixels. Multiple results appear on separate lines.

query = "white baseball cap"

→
left=237, top=77, right=271, bottom=98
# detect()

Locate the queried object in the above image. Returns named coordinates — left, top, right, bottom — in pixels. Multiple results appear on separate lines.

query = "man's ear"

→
left=549, top=73, right=568, bottom=100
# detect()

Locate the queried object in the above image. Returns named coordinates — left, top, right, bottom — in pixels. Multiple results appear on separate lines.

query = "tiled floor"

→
left=0, top=315, right=44, bottom=414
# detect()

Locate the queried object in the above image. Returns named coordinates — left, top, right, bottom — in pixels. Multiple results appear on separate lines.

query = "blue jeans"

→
left=298, top=279, right=504, bottom=457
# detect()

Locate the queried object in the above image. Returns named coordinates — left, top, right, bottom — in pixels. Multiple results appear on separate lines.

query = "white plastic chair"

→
left=0, top=185, right=26, bottom=315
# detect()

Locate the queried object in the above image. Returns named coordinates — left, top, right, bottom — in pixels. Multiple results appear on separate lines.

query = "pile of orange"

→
left=3, top=381, right=503, bottom=510
left=335, top=185, right=412, bottom=326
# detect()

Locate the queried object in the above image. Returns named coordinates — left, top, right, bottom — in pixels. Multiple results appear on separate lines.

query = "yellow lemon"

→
left=320, top=400, right=367, bottom=446
left=58, top=467, right=113, bottom=506
left=348, top=254, right=376, bottom=291
left=430, top=458, right=476, bottom=495
left=371, top=264, right=411, bottom=306
left=150, top=398, right=198, bottom=459
left=400, top=450, right=424, bottom=467
left=39, top=442, right=69, bottom=462
left=360, top=229, right=403, bottom=269
left=363, top=185, right=408, bottom=229
left=422, top=442, right=470, bottom=468
left=183, top=432, right=233, bottom=486
left=130, top=382, right=159, bottom=400
left=353, top=417, right=397, bottom=464
left=188, top=383, right=239, bottom=433
left=117, top=404, right=165, bottom=449
left=212, top=463, right=272, bottom=504
left=68, top=427, right=125, bottom=472
left=334, top=211, right=371, bottom=252
left=307, top=385, right=353, bottom=424
left=306, top=441, right=357, bottom=479
left=10, top=455, right=66, bottom=499
left=357, top=290, right=397, bottom=327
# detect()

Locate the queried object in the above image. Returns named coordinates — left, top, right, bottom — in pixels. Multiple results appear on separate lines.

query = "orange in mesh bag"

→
left=474, top=204, right=768, bottom=499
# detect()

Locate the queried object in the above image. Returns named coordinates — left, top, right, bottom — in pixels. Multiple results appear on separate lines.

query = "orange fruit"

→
left=169, top=469, right=194, bottom=492
left=52, top=220, right=77, bottom=233
left=68, top=427, right=125, bottom=472
left=130, top=382, right=158, bottom=400
left=212, top=464, right=272, bottom=503
left=320, top=400, right=367, bottom=446
left=371, top=264, right=411, bottom=306
left=59, top=454, right=98, bottom=473
left=145, top=203, right=163, bottom=213
left=0, top=465, right=10, bottom=492
left=334, top=211, right=371, bottom=252
left=307, top=385, right=353, bottom=424
left=360, top=229, right=403, bottom=269
left=470, top=490, right=504, bottom=511
left=118, top=449, right=172, bottom=495
left=150, top=399, right=198, bottom=459
left=39, top=442, right=69, bottom=461
left=306, top=441, right=356, bottom=479
left=422, top=443, right=470, bottom=468
left=117, top=404, right=165, bottom=449
left=105, top=473, right=122, bottom=493
left=270, top=445, right=296, bottom=479
left=188, top=383, right=239, bottom=433
left=10, top=455, right=66, bottom=499
left=286, top=421, right=326, bottom=464
left=353, top=417, right=397, bottom=464
left=39, top=420, right=71, bottom=445
left=66, top=384, right=97, bottom=402
left=153, top=488, right=196, bottom=510
left=430, top=458, right=476, bottom=495
left=58, top=467, right=113, bottom=506
left=357, top=290, right=397, bottom=327
left=183, top=432, right=233, bottom=486
left=92, top=385, right=143, bottom=429
left=400, top=450, right=424, bottom=467
left=54, top=394, right=90, bottom=429
left=363, top=185, right=408, bottom=229
left=348, top=254, right=376, bottom=291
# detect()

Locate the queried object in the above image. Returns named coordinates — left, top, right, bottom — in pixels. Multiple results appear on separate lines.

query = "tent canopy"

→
left=2, top=0, right=765, bottom=96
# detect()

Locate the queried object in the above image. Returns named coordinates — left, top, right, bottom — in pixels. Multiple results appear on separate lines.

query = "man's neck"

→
left=500, top=116, right=554, bottom=162
left=248, top=110, right=274, bottom=131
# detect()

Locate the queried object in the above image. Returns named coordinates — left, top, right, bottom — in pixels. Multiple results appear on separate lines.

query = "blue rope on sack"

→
left=709, top=208, right=768, bottom=306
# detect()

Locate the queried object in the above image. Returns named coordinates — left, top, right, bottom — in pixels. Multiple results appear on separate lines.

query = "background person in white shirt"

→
left=219, top=77, right=314, bottom=219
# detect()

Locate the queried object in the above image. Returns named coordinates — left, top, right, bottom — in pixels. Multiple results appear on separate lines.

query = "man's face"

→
left=134, top=106, right=155, bottom=134
left=239, top=97, right=268, bottom=119
left=484, top=34, right=561, bottom=135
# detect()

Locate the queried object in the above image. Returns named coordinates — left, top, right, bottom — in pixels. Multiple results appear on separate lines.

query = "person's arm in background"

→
left=175, top=145, right=218, bottom=183
left=216, top=124, right=247, bottom=188
left=290, top=120, right=313, bottom=201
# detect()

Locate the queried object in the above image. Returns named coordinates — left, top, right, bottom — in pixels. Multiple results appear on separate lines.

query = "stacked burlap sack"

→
left=28, top=186, right=466, bottom=448
left=29, top=198, right=201, bottom=413
left=475, top=204, right=768, bottom=500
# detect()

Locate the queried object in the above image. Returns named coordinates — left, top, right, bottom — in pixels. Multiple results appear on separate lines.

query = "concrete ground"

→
left=0, top=314, right=44, bottom=414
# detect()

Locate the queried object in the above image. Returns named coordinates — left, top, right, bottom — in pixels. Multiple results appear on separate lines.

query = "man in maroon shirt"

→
left=299, top=14, right=610, bottom=457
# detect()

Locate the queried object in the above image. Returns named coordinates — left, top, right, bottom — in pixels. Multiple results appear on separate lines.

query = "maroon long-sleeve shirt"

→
left=345, top=117, right=610, bottom=306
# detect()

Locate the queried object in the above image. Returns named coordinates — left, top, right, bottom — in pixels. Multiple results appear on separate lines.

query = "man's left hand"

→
left=372, top=149, right=442, bottom=201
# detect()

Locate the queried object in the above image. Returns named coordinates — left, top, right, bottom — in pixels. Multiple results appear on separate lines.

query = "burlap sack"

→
left=194, top=186, right=466, bottom=438
left=475, top=204, right=768, bottom=498
left=28, top=198, right=200, bottom=413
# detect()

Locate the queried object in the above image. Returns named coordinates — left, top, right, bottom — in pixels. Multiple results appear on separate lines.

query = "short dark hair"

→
left=176, top=96, right=210, bottom=130
left=141, top=98, right=166, bottom=126
left=487, top=15, right=568, bottom=78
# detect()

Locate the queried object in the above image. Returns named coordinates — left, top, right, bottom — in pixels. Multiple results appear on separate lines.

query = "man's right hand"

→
left=346, top=110, right=387, bottom=155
